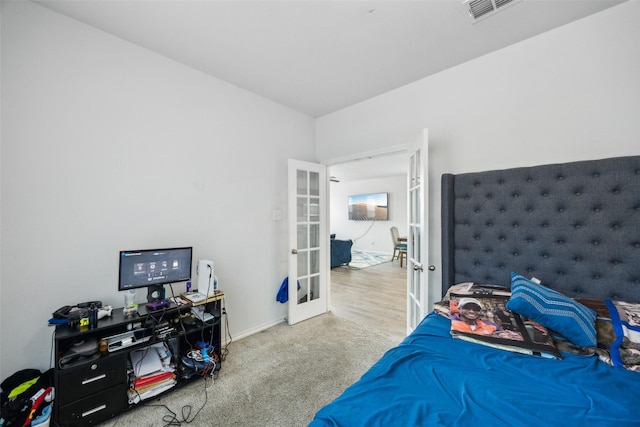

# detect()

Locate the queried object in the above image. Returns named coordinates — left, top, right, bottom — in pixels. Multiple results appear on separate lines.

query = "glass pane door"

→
left=288, top=160, right=327, bottom=324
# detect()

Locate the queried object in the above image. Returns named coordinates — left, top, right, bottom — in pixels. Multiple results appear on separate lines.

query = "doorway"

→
left=328, top=153, right=407, bottom=340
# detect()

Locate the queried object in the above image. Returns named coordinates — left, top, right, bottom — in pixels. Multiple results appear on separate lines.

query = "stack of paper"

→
left=128, top=343, right=176, bottom=404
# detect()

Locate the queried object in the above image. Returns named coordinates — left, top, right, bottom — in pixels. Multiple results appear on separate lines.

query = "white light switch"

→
left=272, top=209, right=282, bottom=221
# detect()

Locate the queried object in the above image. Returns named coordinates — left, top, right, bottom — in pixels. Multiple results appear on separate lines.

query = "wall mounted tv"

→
left=348, top=192, right=388, bottom=221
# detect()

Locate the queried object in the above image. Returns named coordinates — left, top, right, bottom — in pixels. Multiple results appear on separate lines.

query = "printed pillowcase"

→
left=506, top=272, right=597, bottom=348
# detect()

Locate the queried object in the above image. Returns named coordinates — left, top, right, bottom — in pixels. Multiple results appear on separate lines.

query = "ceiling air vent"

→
left=464, top=0, right=521, bottom=22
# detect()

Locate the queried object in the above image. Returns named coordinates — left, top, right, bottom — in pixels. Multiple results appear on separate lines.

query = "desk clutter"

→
left=48, top=290, right=226, bottom=426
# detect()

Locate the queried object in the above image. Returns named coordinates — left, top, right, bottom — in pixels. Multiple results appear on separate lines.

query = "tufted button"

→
left=542, top=253, right=549, bottom=258
left=558, top=207, right=565, bottom=213
left=557, top=175, right=564, bottom=180
left=574, top=223, right=581, bottom=229
left=474, top=235, right=481, bottom=240
left=499, top=235, right=506, bottom=241
left=474, top=208, right=481, bottom=213
left=513, top=252, right=519, bottom=257
left=592, top=240, right=600, bottom=246
left=593, top=206, right=601, bottom=213
left=592, top=172, right=600, bottom=178
left=512, top=192, right=520, bottom=198
left=486, top=194, right=493, bottom=199
left=574, top=256, right=582, bottom=262
left=527, top=177, right=533, bottom=183
left=541, top=222, right=549, bottom=228
left=526, top=237, right=534, bottom=243
left=486, top=222, right=493, bottom=227
left=611, top=222, right=620, bottom=230
left=557, top=239, right=565, bottom=244
left=612, top=188, right=620, bottom=195
left=512, top=222, right=519, bottom=228
left=593, top=274, right=601, bottom=280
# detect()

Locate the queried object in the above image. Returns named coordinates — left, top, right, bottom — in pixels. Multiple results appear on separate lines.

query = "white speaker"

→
left=197, top=260, right=215, bottom=297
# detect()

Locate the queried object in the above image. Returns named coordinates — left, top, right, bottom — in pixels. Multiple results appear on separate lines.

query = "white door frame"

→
left=406, top=129, right=429, bottom=334
left=323, top=130, right=430, bottom=335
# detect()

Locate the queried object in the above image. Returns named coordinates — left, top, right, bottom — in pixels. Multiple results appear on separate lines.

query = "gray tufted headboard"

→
left=441, top=156, right=640, bottom=302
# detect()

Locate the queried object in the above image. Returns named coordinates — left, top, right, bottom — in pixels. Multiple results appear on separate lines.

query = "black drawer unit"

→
left=56, top=384, right=127, bottom=426
left=56, top=352, right=127, bottom=406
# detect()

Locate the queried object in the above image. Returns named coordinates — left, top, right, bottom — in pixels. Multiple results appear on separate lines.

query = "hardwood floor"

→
left=330, top=258, right=407, bottom=342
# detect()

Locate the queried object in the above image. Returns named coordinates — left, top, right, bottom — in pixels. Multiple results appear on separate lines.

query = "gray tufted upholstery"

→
left=441, top=156, right=640, bottom=301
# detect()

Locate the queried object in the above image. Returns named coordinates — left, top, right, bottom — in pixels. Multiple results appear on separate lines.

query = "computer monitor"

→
left=118, top=247, right=192, bottom=300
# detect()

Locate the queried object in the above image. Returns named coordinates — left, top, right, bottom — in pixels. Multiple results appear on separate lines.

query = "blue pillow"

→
left=506, top=272, right=597, bottom=348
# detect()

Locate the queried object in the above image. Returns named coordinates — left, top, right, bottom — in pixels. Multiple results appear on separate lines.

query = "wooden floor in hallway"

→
left=330, top=258, right=407, bottom=342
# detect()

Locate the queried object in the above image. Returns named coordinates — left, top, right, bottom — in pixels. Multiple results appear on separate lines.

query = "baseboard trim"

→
left=229, top=318, right=287, bottom=343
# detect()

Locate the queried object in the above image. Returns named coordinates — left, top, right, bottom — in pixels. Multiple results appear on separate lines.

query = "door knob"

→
left=291, top=249, right=298, bottom=255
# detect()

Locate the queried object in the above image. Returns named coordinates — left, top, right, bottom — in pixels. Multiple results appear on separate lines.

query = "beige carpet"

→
left=101, top=312, right=401, bottom=427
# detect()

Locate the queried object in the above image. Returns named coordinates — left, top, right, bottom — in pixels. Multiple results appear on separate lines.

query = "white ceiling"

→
left=36, top=0, right=623, bottom=119
left=32, top=0, right=624, bottom=182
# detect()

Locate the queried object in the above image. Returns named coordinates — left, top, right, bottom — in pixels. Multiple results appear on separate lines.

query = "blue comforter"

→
left=310, top=312, right=640, bottom=426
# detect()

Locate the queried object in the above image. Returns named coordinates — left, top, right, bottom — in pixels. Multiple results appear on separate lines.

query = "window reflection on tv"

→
left=348, top=192, right=388, bottom=221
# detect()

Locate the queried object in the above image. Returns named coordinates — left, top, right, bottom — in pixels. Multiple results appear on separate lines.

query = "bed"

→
left=310, top=155, right=640, bottom=426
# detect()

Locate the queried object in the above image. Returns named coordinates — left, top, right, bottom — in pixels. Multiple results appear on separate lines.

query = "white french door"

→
left=287, top=159, right=328, bottom=325
left=406, top=129, right=430, bottom=334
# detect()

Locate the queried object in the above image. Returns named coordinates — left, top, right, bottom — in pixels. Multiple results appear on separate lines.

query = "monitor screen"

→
left=118, top=247, right=193, bottom=291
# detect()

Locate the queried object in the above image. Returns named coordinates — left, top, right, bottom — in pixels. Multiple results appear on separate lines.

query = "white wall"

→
left=329, top=175, right=407, bottom=254
left=0, top=1, right=315, bottom=377
left=317, top=1, right=640, bottom=308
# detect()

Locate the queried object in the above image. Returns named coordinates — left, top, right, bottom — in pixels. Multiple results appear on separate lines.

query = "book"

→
left=434, top=282, right=510, bottom=317
left=450, top=289, right=561, bottom=359
left=133, top=371, right=176, bottom=389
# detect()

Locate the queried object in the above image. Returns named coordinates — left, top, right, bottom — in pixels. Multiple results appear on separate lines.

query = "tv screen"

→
left=348, top=192, right=388, bottom=221
left=118, top=247, right=193, bottom=291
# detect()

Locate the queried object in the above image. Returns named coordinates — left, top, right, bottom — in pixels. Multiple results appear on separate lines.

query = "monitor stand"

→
left=147, top=285, right=166, bottom=302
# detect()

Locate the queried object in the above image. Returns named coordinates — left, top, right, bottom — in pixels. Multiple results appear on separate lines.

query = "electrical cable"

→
left=220, top=299, right=232, bottom=361
left=352, top=219, right=377, bottom=242
left=169, top=283, right=219, bottom=379
left=136, top=376, right=211, bottom=426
